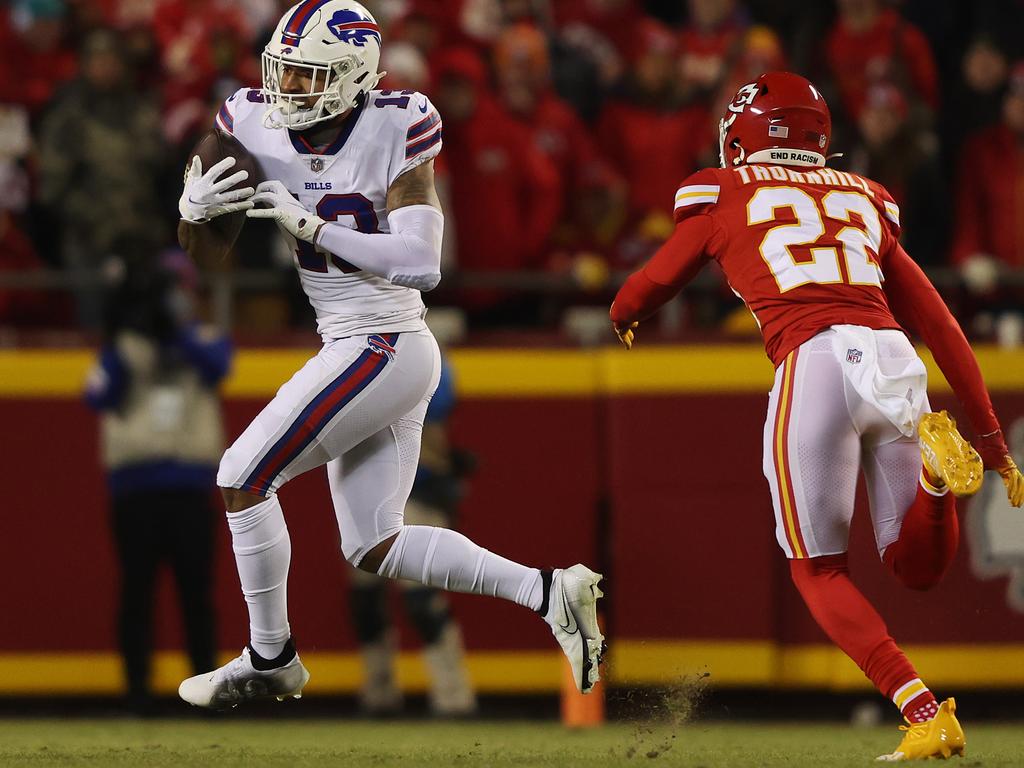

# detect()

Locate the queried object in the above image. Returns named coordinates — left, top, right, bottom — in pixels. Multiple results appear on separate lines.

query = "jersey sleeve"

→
left=883, top=243, right=1004, bottom=449
left=611, top=213, right=716, bottom=326
left=672, top=167, right=721, bottom=224
left=213, top=87, right=267, bottom=150
left=865, top=177, right=902, bottom=240
left=389, top=91, right=443, bottom=187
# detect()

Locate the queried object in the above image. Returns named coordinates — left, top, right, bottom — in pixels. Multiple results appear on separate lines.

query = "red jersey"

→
left=654, top=165, right=903, bottom=366
left=611, top=163, right=1010, bottom=461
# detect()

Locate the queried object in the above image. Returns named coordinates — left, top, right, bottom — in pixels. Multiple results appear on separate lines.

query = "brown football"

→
left=178, top=129, right=262, bottom=261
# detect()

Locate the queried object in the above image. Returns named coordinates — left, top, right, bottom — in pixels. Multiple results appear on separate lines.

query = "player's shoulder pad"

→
left=673, top=167, right=724, bottom=223
left=860, top=175, right=901, bottom=238
left=214, top=87, right=268, bottom=136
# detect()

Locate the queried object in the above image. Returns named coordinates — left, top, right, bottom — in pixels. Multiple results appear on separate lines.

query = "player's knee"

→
left=882, top=544, right=946, bottom=591
left=348, top=531, right=401, bottom=572
left=402, top=587, right=450, bottom=645
left=898, top=572, right=941, bottom=591
left=219, top=486, right=267, bottom=513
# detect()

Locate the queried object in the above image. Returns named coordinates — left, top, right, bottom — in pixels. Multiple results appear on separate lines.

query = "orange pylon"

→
left=560, top=659, right=605, bottom=727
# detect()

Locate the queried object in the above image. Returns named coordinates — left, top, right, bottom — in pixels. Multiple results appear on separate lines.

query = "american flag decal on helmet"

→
left=768, top=124, right=789, bottom=138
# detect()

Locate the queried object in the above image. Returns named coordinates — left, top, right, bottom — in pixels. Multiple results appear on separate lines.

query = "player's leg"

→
left=349, top=566, right=402, bottom=715
left=767, top=341, right=941, bottom=729
left=867, top=434, right=958, bottom=592
left=328, top=334, right=604, bottom=693
left=862, top=438, right=966, bottom=756
left=398, top=498, right=476, bottom=715
left=180, top=334, right=416, bottom=707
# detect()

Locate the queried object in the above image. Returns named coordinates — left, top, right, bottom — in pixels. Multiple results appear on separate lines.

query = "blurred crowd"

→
left=1, top=0, right=1024, bottom=339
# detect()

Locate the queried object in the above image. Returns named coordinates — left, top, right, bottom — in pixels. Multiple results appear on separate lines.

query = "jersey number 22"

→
left=747, top=187, right=884, bottom=292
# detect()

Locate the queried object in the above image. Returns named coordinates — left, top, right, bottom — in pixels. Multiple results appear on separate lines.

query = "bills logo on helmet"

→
left=326, top=9, right=381, bottom=46
left=968, top=418, right=1024, bottom=612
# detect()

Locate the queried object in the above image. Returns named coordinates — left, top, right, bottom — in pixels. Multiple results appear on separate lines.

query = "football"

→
left=178, top=128, right=262, bottom=261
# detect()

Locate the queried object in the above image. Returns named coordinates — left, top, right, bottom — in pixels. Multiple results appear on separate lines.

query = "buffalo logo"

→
left=968, top=418, right=1024, bottom=612
left=326, top=10, right=381, bottom=47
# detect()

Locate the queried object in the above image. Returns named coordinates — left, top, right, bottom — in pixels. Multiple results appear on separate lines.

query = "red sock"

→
left=903, top=690, right=939, bottom=723
left=883, top=472, right=958, bottom=591
left=789, top=555, right=933, bottom=717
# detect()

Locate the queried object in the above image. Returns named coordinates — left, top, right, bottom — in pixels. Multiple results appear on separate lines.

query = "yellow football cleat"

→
left=919, top=412, right=984, bottom=497
left=877, top=698, right=966, bottom=762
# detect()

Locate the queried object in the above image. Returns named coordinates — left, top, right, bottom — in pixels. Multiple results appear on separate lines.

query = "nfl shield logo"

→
left=846, top=348, right=863, bottom=364
left=310, top=157, right=324, bottom=173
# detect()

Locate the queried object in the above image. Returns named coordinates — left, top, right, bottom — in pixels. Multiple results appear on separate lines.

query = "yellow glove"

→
left=998, top=455, right=1024, bottom=507
left=613, top=321, right=637, bottom=350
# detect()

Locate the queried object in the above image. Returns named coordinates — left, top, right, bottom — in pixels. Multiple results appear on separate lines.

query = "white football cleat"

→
left=178, top=646, right=310, bottom=709
left=542, top=565, right=606, bottom=694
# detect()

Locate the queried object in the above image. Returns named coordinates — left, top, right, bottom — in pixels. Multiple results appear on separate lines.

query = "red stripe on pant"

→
left=249, top=352, right=383, bottom=492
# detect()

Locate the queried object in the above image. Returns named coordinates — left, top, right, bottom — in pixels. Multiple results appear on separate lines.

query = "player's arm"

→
left=247, top=161, right=443, bottom=291
left=609, top=214, right=715, bottom=348
left=884, top=244, right=1023, bottom=504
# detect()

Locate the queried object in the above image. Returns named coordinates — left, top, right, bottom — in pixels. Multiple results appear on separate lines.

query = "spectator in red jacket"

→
left=152, top=0, right=255, bottom=110
left=0, top=1, right=77, bottom=117
left=678, top=0, right=748, bottom=105
left=952, top=64, right=1024, bottom=273
left=494, top=24, right=608, bottom=233
left=951, top=62, right=1024, bottom=342
left=432, top=48, right=560, bottom=321
left=944, top=35, right=1011, bottom=168
left=824, top=0, right=938, bottom=124
left=597, top=19, right=707, bottom=236
left=847, top=83, right=946, bottom=264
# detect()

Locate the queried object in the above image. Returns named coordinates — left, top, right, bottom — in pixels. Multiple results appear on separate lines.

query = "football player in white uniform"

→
left=174, top=0, right=604, bottom=708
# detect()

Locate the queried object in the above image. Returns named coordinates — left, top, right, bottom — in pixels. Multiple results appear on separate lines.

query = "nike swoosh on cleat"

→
left=557, top=589, right=578, bottom=635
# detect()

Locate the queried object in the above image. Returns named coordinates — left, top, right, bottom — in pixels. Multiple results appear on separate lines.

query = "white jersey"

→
left=217, top=87, right=443, bottom=340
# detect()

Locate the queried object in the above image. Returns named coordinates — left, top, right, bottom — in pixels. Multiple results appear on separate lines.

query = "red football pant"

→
left=790, top=554, right=920, bottom=703
left=882, top=479, right=958, bottom=591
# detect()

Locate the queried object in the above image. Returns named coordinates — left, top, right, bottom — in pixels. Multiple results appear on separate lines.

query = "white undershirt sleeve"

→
left=313, top=204, right=443, bottom=291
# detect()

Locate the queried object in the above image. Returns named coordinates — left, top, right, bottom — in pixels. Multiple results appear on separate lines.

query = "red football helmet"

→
left=718, top=71, right=831, bottom=169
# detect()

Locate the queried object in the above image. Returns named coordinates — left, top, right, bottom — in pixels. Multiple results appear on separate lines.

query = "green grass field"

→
left=1, top=719, right=1023, bottom=768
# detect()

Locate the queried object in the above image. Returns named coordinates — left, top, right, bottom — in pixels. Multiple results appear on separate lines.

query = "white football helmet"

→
left=261, top=0, right=385, bottom=130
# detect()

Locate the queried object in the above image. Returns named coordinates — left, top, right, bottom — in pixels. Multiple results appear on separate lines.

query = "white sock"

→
left=226, top=495, right=291, bottom=659
left=377, top=526, right=544, bottom=610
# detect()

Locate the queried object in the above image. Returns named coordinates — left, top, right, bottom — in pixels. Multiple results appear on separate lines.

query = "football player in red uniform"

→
left=611, top=72, right=1024, bottom=761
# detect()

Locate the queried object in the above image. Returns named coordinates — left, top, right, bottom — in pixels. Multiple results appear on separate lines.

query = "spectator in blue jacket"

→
left=85, top=248, right=232, bottom=713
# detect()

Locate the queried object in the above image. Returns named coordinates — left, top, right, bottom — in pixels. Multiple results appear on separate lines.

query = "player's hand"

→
left=178, top=156, right=254, bottom=223
left=613, top=321, right=638, bottom=350
left=998, top=457, right=1024, bottom=507
left=246, top=180, right=324, bottom=242
left=977, top=429, right=1024, bottom=507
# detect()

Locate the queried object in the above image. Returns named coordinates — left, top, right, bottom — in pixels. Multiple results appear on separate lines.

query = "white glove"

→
left=178, top=156, right=255, bottom=223
left=246, top=180, right=324, bottom=242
